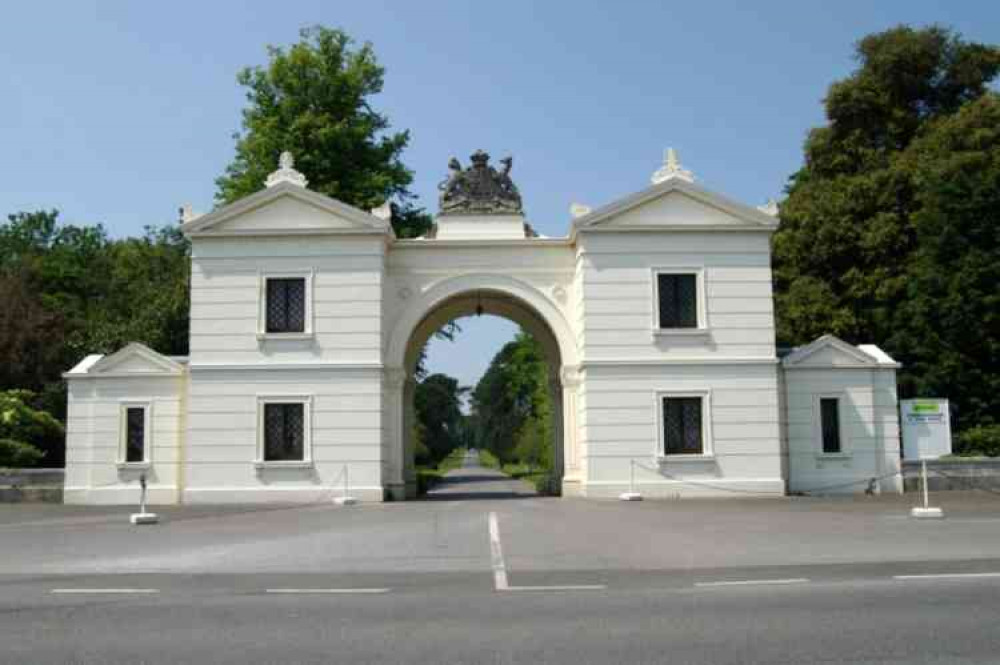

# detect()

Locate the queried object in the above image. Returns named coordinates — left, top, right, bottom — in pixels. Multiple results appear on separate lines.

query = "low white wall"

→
left=64, top=375, right=184, bottom=505
left=783, top=367, right=902, bottom=494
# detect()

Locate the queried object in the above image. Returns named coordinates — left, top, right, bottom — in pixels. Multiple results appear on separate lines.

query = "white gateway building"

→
left=63, top=149, right=904, bottom=504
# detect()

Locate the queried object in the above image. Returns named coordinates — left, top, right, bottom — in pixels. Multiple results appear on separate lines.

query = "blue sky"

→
left=2, top=1, right=995, bottom=387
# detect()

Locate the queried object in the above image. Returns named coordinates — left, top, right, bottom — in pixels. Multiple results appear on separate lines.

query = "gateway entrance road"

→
left=3, top=454, right=1000, bottom=664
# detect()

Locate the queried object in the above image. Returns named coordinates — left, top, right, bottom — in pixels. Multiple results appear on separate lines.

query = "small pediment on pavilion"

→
left=782, top=335, right=899, bottom=369
left=83, top=343, right=186, bottom=377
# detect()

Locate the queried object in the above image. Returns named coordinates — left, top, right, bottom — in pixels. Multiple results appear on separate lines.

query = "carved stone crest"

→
left=438, top=150, right=523, bottom=215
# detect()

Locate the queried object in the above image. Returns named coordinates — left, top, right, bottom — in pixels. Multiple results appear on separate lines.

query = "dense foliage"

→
left=216, top=25, right=432, bottom=239
left=0, top=210, right=189, bottom=422
left=413, top=373, right=469, bottom=465
left=0, top=390, right=65, bottom=467
left=954, top=425, right=1000, bottom=458
left=774, top=26, right=1000, bottom=430
left=469, top=332, right=554, bottom=471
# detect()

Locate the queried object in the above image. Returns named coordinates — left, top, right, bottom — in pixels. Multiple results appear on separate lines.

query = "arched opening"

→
left=384, top=277, right=581, bottom=500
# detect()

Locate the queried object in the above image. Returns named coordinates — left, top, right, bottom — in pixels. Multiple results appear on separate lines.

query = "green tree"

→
left=88, top=225, right=190, bottom=358
left=413, top=373, right=467, bottom=464
left=216, top=25, right=431, bottom=238
left=0, top=390, right=64, bottom=467
left=0, top=268, right=69, bottom=398
left=895, top=93, right=1000, bottom=428
left=470, top=331, right=553, bottom=468
left=1, top=210, right=190, bottom=421
left=774, top=25, right=1000, bottom=429
left=776, top=26, right=1000, bottom=344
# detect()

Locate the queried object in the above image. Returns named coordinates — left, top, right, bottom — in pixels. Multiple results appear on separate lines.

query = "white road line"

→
left=487, top=511, right=605, bottom=592
left=507, top=584, right=607, bottom=591
left=488, top=511, right=510, bottom=591
left=894, top=572, right=1000, bottom=581
left=265, top=588, right=390, bottom=594
left=51, top=588, right=159, bottom=594
left=695, top=578, right=809, bottom=588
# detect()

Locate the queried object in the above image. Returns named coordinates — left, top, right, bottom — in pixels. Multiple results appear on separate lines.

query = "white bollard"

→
left=130, top=473, right=159, bottom=525
left=334, top=463, right=358, bottom=506
left=619, top=459, right=643, bottom=501
left=910, top=459, right=943, bottom=519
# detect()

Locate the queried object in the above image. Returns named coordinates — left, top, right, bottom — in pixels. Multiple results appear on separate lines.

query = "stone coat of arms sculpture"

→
left=438, top=150, right=523, bottom=215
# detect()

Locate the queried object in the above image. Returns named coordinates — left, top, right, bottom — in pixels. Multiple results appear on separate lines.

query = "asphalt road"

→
left=3, top=451, right=1000, bottom=664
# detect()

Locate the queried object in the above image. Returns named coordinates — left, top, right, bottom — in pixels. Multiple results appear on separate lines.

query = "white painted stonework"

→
left=63, top=150, right=904, bottom=504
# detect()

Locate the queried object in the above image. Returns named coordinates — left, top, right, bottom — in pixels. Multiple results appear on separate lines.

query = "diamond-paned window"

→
left=263, top=403, right=305, bottom=461
left=125, top=407, right=146, bottom=463
left=266, top=278, right=306, bottom=333
left=820, top=398, right=842, bottom=454
left=657, top=273, right=698, bottom=328
left=663, top=397, right=703, bottom=455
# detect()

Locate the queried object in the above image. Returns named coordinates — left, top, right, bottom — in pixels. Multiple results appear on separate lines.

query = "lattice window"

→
left=266, top=278, right=306, bottom=333
left=663, top=397, right=703, bottom=455
left=820, top=398, right=842, bottom=454
left=125, top=407, right=146, bottom=463
left=263, top=403, right=305, bottom=461
left=657, top=273, right=698, bottom=328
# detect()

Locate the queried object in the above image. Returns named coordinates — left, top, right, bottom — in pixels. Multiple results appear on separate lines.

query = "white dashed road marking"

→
left=265, top=588, right=390, bottom=594
left=488, top=511, right=510, bottom=591
left=51, top=588, right=160, bottom=594
left=695, top=578, right=809, bottom=588
left=893, top=572, right=1000, bottom=581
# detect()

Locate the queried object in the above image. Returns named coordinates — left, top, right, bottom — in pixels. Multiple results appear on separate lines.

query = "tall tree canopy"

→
left=413, top=373, right=468, bottom=464
left=469, top=331, right=553, bottom=468
left=216, top=26, right=432, bottom=238
left=895, top=93, right=1000, bottom=428
left=0, top=210, right=189, bottom=421
left=774, top=25, right=1000, bottom=429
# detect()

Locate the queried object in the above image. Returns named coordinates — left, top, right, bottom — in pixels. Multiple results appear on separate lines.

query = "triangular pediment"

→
left=782, top=335, right=879, bottom=369
left=573, top=178, right=778, bottom=233
left=88, top=343, right=185, bottom=376
left=183, top=182, right=391, bottom=238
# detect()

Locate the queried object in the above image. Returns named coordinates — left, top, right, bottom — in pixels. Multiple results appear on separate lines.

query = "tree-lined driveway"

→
left=425, top=449, right=537, bottom=501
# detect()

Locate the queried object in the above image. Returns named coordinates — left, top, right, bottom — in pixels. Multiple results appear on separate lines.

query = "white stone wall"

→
left=578, top=364, right=784, bottom=497
left=383, top=241, right=576, bottom=347
left=784, top=366, right=903, bottom=495
left=183, top=232, right=387, bottom=503
left=577, top=232, right=776, bottom=360
left=574, top=230, right=784, bottom=497
left=189, top=235, right=384, bottom=366
left=183, top=368, right=384, bottom=503
left=64, top=376, right=184, bottom=505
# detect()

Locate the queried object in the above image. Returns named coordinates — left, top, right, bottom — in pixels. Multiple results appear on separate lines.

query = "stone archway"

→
left=384, top=275, right=581, bottom=500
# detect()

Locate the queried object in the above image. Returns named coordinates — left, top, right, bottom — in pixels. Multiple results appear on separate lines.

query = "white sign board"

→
left=901, top=399, right=952, bottom=461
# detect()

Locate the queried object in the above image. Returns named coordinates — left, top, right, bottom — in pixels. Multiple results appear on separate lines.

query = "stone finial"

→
left=570, top=202, right=592, bottom=219
left=758, top=199, right=779, bottom=217
left=265, top=151, right=309, bottom=188
left=651, top=147, right=694, bottom=184
left=371, top=201, right=392, bottom=221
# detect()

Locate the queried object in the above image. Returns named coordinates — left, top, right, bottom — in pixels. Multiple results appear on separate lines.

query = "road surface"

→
left=2, top=457, right=1000, bottom=664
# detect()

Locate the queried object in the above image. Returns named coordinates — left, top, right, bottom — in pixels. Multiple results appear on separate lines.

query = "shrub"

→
left=0, top=438, right=45, bottom=467
left=0, top=390, right=64, bottom=467
left=955, top=425, right=1000, bottom=457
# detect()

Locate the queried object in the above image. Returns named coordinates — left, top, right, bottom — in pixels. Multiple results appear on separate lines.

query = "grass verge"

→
left=501, top=462, right=559, bottom=495
left=415, top=448, right=467, bottom=495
